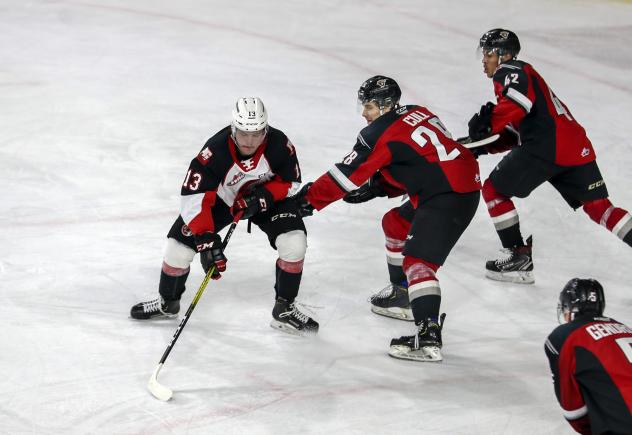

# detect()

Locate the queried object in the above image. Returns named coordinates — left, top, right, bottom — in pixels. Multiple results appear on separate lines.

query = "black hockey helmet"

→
left=557, top=278, right=605, bottom=322
left=358, top=75, right=401, bottom=111
left=479, top=28, right=521, bottom=58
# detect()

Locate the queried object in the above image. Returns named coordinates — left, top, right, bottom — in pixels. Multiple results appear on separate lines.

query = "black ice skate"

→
left=130, top=296, right=180, bottom=320
left=369, top=283, right=414, bottom=321
left=485, top=236, right=534, bottom=284
left=388, top=314, right=446, bottom=362
left=270, top=298, right=319, bottom=336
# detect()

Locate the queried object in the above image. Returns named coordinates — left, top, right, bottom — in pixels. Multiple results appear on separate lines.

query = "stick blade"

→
left=148, top=364, right=173, bottom=401
left=459, top=134, right=500, bottom=149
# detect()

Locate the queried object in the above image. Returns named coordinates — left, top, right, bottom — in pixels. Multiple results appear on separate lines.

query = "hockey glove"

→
left=343, top=174, right=386, bottom=204
left=468, top=101, right=495, bottom=141
left=232, top=186, right=274, bottom=220
left=194, top=232, right=226, bottom=279
left=294, top=182, right=314, bottom=217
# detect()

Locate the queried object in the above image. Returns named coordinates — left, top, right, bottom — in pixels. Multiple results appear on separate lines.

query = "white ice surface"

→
left=2, top=1, right=632, bottom=434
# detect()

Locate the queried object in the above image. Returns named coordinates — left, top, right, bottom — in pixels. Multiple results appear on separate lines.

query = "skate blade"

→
left=388, top=345, right=443, bottom=362
left=130, top=313, right=179, bottom=321
left=485, top=270, right=534, bottom=284
left=370, top=306, right=415, bottom=322
left=269, top=319, right=318, bottom=336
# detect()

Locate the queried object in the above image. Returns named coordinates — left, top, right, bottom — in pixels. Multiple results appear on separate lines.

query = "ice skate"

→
left=130, top=296, right=180, bottom=320
left=270, top=298, right=319, bottom=336
left=369, top=283, right=414, bottom=321
left=388, top=314, right=445, bottom=362
left=485, top=235, right=534, bottom=284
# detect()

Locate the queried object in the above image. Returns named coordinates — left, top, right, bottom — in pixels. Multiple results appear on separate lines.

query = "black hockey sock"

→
left=624, top=230, right=632, bottom=247
left=411, top=295, right=441, bottom=323
left=274, top=263, right=301, bottom=304
left=387, top=263, right=407, bottom=286
left=498, top=223, right=524, bottom=249
left=158, top=269, right=190, bottom=301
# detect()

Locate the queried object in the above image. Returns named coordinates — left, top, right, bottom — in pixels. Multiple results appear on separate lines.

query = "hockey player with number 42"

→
left=130, top=98, right=318, bottom=335
left=468, top=29, right=632, bottom=285
left=545, top=278, right=632, bottom=434
left=295, top=76, right=481, bottom=361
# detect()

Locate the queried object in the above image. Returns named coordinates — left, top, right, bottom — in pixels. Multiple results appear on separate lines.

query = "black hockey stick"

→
left=148, top=211, right=243, bottom=401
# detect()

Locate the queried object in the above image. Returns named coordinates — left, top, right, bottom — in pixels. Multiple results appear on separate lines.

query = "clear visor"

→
left=232, top=124, right=267, bottom=136
left=357, top=98, right=368, bottom=114
left=476, top=45, right=497, bottom=60
left=556, top=303, right=565, bottom=324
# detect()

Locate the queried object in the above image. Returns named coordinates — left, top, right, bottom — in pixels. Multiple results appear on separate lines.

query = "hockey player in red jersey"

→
left=468, top=29, right=632, bottom=284
left=545, top=278, right=632, bottom=434
left=130, top=98, right=318, bottom=335
left=296, top=76, right=481, bottom=361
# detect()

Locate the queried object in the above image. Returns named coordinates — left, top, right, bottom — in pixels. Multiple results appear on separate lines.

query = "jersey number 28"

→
left=410, top=117, right=460, bottom=161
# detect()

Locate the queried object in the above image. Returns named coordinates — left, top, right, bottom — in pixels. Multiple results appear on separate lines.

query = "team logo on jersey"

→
left=227, top=172, right=246, bottom=187
left=199, top=147, right=213, bottom=162
left=581, top=147, right=590, bottom=157
left=181, top=224, right=193, bottom=237
left=475, top=173, right=481, bottom=183
left=242, top=158, right=255, bottom=171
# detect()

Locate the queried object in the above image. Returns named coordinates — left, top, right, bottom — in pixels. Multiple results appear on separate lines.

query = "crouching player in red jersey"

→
left=545, top=278, right=632, bottom=434
left=296, top=76, right=481, bottom=361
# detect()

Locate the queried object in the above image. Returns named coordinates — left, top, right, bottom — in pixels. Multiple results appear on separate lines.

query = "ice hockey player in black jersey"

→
left=130, top=98, right=318, bottom=335
left=468, top=29, right=632, bottom=285
left=545, top=278, right=632, bottom=434
left=296, top=76, right=481, bottom=361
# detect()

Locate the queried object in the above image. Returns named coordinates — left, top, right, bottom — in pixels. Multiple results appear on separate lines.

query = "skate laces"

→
left=280, top=302, right=313, bottom=324
left=369, top=284, right=397, bottom=302
left=142, top=298, right=161, bottom=313
left=494, top=248, right=516, bottom=265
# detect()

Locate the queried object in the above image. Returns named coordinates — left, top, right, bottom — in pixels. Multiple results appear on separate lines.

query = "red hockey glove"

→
left=194, top=232, right=226, bottom=279
left=232, top=187, right=274, bottom=220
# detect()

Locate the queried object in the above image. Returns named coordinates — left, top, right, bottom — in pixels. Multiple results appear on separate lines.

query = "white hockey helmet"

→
left=231, top=97, right=268, bottom=133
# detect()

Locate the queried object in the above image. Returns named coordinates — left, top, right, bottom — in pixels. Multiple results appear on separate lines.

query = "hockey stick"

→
left=457, top=134, right=500, bottom=149
left=148, top=212, right=243, bottom=401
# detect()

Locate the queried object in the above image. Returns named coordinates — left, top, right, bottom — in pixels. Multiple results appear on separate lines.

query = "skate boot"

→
left=485, top=235, right=534, bottom=284
left=388, top=314, right=446, bottom=362
left=270, top=297, right=319, bottom=335
left=130, top=296, right=180, bottom=320
left=369, top=283, right=414, bottom=321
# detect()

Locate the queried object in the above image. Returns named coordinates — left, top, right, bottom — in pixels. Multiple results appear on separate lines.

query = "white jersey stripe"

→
left=328, top=166, right=360, bottom=192
left=563, top=404, right=588, bottom=421
left=506, top=87, right=533, bottom=113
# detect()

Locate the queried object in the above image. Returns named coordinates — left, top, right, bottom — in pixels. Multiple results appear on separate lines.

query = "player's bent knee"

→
left=276, top=230, right=307, bottom=262
left=163, top=237, right=196, bottom=270
left=582, top=198, right=612, bottom=223
left=482, top=178, right=502, bottom=203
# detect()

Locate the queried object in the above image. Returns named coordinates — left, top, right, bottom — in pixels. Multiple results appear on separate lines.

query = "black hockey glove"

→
left=294, top=182, right=314, bottom=217
left=194, top=232, right=226, bottom=279
left=343, top=174, right=386, bottom=204
left=468, top=101, right=495, bottom=141
left=232, top=186, right=274, bottom=220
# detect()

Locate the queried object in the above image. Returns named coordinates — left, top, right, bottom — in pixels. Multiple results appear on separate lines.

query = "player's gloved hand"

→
left=294, top=182, right=314, bottom=217
left=343, top=174, right=386, bottom=204
left=232, top=186, right=274, bottom=220
left=470, top=146, right=489, bottom=159
left=468, top=102, right=495, bottom=141
left=194, top=232, right=226, bottom=279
